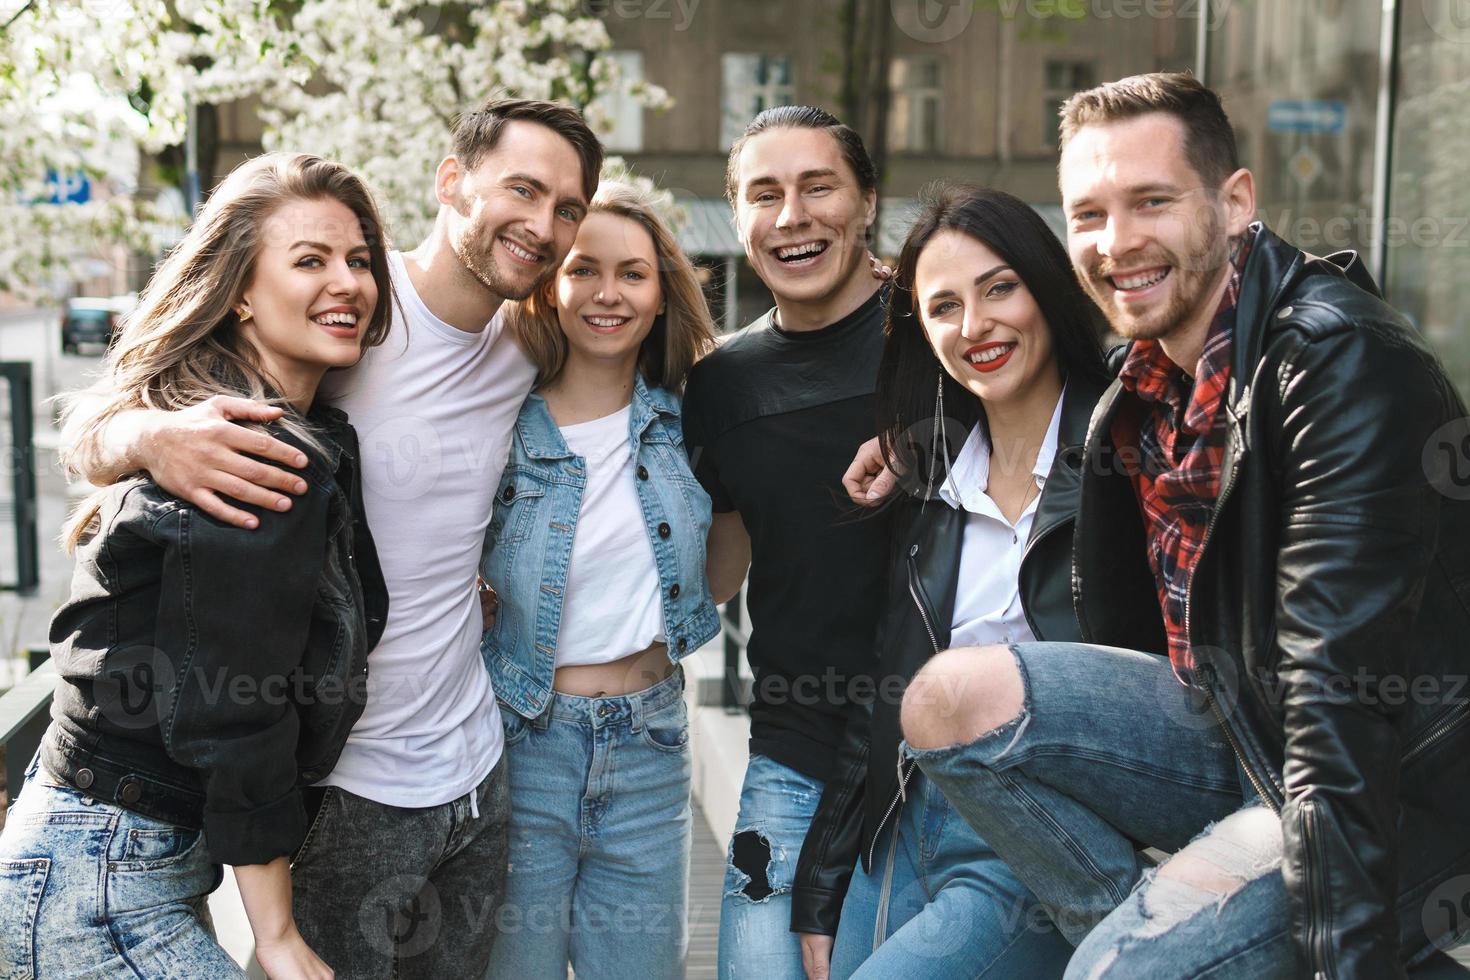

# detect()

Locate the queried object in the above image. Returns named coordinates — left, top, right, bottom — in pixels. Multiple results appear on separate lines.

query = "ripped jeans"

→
left=718, top=754, right=824, bottom=980
left=907, top=642, right=1268, bottom=977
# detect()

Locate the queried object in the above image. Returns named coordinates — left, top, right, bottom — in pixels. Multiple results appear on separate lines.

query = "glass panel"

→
left=1384, top=2, right=1470, bottom=402
left=1208, top=0, right=1381, bottom=257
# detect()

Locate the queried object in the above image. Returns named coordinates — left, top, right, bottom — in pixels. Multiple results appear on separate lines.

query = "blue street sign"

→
left=1267, top=100, right=1347, bottom=135
left=45, top=170, right=91, bottom=205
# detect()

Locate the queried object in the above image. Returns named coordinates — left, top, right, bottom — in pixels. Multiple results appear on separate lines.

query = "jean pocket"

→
left=502, top=709, right=533, bottom=747
left=641, top=699, right=690, bottom=754
left=0, top=858, right=50, bottom=980
left=110, top=824, right=203, bottom=872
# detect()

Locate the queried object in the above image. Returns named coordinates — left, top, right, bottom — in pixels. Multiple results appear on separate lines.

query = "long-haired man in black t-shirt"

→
left=680, top=105, right=893, bottom=980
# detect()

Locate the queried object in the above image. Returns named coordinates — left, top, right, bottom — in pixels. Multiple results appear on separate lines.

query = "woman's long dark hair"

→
left=875, top=183, right=1109, bottom=493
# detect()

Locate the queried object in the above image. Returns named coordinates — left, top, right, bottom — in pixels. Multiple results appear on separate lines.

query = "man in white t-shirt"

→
left=65, top=99, right=602, bottom=978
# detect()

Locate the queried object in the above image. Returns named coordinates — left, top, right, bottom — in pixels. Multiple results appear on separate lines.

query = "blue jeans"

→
left=486, top=670, right=692, bottom=980
left=0, top=755, right=241, bottom=978
left=907, top=642, right=1465, bottom=978
left=718, top=754, right=825, bottom=980
left=829, top=770, right=1073, bottom=979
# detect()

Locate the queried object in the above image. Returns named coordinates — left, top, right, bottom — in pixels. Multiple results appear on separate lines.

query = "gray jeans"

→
left=291, top=756, right=510, bottom=980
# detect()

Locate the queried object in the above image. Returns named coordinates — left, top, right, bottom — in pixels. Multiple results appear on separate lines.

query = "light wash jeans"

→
left=0, top=755, right=242, bottom=978
left=907, top=641, right=1470, bottom=979
left=717, top=753, right=826, bottom=980
left=829, top=769, right=1072, bottom=979
left=485, top=669, right=693, bottom=980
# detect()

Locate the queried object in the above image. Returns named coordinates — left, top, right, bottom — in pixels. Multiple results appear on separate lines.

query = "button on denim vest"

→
left=481, top=374, right=720, bottom=719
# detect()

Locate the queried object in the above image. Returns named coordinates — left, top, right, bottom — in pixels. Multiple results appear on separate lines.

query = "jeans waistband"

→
left=540, top=668, right=684, bottom=730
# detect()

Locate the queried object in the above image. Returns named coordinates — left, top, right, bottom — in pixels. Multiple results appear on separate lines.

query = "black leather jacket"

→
left=42, top=405, right=388, bottom=866
left=1074, top=224, right=1470, bottom=979
left=789, top=375, right=1160, bottom=935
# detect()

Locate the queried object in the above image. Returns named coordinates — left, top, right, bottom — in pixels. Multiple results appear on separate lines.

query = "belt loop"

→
left=630, top=691, right=645, bottom=734
left=469, top=786, right=480, bottom=821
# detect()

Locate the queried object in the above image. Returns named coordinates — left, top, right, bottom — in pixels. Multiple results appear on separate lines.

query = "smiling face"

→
left=1060, top=112, right=1249, bottom=343
left=237, top=196, right=378, bottom=396
left=914, top=229, right=1060, bottom=409
left=731, top=126, right=876, bottom=309
left=442, top=120, right=590, bottom=301
left=551, top=211, right=663, bottom=371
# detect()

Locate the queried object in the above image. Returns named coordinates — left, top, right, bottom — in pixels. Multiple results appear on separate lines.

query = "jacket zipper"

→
left=1300, top=799, right=1334, bottom=978
left=1402, top=699, right=1470, bottom=767
left=867, top=547, right=941, bottom=867
left=1181, top=400, right=1285, bottom=811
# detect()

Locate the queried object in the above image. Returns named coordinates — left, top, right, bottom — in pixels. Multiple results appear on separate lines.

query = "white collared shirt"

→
left=938, top=390, right=1065, bottom=648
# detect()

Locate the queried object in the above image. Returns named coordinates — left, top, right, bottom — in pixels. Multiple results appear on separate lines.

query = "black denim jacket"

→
left=42, top=403, right=388, bottom=866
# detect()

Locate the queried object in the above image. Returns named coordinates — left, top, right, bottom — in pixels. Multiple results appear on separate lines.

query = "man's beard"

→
left=453, top=221, right=548, bottom=302
left=1080, top=211, right=1230, bottom=342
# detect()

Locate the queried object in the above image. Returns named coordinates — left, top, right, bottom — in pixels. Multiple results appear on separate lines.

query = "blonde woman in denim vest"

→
left=481, top=178, right=727, bottom=979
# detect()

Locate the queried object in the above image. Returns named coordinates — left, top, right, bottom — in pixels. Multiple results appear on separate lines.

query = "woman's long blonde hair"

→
left=505, top=178, right=717, bottom=389
left=58, top=152, right=395, bottom=548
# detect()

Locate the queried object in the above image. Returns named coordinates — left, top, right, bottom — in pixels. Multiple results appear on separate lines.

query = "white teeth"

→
left=776, top=241, right=827, bottom=260
left=1114, top=268, right=1168, bottom=290
left=967, top=344, right=1015, bottom=364
left=312, top=311, right=357, bottom=326
left=586, top=316, right=628, bottom=327
left=502, top=238, right=540, bottom=262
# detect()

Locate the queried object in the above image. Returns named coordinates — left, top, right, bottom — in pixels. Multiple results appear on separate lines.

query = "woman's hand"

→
left=867, top=250, right=893, bottom=281
left=477, top=576, right=499, bottom=630
left=842, top=435, right=900, bottom=507
left=799, top=932, right=835, bottom=980
left=255, top=926, right=335, bottom=980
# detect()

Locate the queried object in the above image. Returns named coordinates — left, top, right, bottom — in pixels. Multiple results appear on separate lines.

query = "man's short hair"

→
left=451, top=98, right=603, bottom=202
left=723, top=104, right=878, bottom=204
left=1058, top=72, right=1240, bottom=187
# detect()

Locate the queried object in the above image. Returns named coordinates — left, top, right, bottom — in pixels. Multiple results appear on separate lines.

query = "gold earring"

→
left=237, top=307, right=252, bottom=322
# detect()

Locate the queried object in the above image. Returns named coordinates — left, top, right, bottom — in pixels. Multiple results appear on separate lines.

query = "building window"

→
left=888, top=57, right=942, bottom=153
left=721, top=54, right=794, bottom=148
left=1042, top=60, right=1096, bottom=146
left=589, top=50, right=644, bottom=153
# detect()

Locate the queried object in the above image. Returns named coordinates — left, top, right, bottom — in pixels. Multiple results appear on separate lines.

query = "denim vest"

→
left=482, top=374, right=720, bottom=719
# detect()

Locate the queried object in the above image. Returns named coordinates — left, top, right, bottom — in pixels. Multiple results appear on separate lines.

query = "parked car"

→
left=61, top=296, right=132, bottom=354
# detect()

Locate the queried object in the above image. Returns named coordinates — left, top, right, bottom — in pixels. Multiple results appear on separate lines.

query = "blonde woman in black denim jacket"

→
left=0, top=153, right=392, bottom=980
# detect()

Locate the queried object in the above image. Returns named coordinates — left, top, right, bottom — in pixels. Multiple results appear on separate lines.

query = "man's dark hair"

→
left=724, top=104, right=878, bottom=204
left=1058, top=71, right=1239, bottom=187
left=875, top=183, right=1110, bottom=480
left=451, top=98, right=603, bottom=202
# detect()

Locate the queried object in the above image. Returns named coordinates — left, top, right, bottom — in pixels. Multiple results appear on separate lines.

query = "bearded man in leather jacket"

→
left=899, top=72, right=1470, bottom=980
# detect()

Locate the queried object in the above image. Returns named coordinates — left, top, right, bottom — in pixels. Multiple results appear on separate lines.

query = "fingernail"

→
left=245, top=518, right=258, bottom=529
left=294, top=481, right=307, bottom=493
left=295, top=454, right=308, bottom=467
left=276, top=498, right=291, bottom=510
left=867, top=488, right=881, bottom=499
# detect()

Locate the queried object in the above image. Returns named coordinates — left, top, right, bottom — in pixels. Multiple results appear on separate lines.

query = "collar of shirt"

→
left=1116, top=228, right=1256, bottom=435
left=938, top=386, right=1065, bottom=519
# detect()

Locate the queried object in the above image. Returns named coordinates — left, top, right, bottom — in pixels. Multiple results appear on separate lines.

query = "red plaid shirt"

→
left=1110, top=233, right=1253, bottom=680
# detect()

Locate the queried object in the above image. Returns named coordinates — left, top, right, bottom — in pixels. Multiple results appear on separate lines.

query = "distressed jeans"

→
left=907, top=641, right=1470, bottom=978
left=718, top=753, right=824, bottom=980
left=0, top=755, right=241, bottom=978
left=290, top=755, right=510, bottom=979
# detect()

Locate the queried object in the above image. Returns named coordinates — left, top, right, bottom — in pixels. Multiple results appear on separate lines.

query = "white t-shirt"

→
left=554, top=405, right=666, bottom=667
left=940, top=391, right=1064, bottom=649
left=316, top=251, right=537, bottom=806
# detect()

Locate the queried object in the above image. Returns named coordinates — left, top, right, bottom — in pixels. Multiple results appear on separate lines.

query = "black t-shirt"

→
left=682, top=287, right=893, bottom=781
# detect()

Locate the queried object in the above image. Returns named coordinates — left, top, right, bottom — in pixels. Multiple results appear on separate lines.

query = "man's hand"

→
left=139, top=396, right=310, bottom=529
left=799, top=932, right=834, bottom=980
left=842, top=435, right=899, bottom=507
left=867, top=250, right=894, bottom=281
left=477, top=576, right=499, bottom=630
